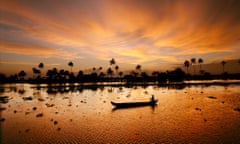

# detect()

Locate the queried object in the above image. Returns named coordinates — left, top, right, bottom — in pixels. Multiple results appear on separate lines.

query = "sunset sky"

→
left=0, top=0, right=240, bottom=75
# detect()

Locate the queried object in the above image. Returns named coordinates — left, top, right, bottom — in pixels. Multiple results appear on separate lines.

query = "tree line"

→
left=0, top=58, right=240, bottom=84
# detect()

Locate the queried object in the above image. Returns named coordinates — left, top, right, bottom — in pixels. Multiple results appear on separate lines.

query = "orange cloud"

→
left=0, top=39, right=82, bottom=60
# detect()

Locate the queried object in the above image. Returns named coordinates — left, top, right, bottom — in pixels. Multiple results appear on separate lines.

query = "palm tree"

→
left=68, top=61, right=74, bottom=72
left=221, top=60, right=226, bottom=73
left=92, top=67, right=96, bottom=72
left=184, top=60, right=190, bottom=74
left=115, top=65, right=119, bottom=77
left=38, top=62, right=44, bottom=69
left=98, top=67, right=102, bottom=71
left=110, top=58, right=116, bottom=66
left=198, top=58, right=203, bottom=74
left=109, top=58, right=116, bottom=76
left=136, top=64, right=141, bottom=71
left=18, top=70, right=26, bottom=80
left=32, top=67, right=40, bottom=79
left=191, top=58, right=196, bottom=75
left=38, top=62, right=44, bottom=78
left=136, top=64, right=141, bottom=76
left=107, top=67, right=113, bottom=78
left=119, top=71, right=123, bottom=78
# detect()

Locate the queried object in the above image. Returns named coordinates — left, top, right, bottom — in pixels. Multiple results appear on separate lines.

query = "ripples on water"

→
left=0, top=83, right=240, bottom=143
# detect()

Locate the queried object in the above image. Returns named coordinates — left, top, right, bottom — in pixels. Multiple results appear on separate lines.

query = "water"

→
left=1, top=83, right=240, bottom=143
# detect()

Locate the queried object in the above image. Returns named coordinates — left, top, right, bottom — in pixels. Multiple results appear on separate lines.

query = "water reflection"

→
left=0, top=83, right=207, bottom=95
left=1, top=83, right=240, bottom=143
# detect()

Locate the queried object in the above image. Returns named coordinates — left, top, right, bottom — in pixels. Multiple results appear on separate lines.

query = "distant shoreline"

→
left=1, top=80, right=240, bottom=87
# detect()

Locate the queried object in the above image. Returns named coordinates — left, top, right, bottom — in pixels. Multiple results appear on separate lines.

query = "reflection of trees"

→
left=46, top=85, right=103, bottom=94
left=0, top=86, right=4, bottom=94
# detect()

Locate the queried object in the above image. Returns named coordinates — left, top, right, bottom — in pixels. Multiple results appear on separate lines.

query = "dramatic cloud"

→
left=0, top=0, right=240, bottom=73
left=0, top=39, right=82, bottom=60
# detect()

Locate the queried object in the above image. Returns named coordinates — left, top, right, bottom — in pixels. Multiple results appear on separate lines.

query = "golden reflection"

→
left=1, top=84, right=240, bottom=143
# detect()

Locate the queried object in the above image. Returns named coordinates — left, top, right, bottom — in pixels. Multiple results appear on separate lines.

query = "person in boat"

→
left=151, top=95, right=155, bottom=102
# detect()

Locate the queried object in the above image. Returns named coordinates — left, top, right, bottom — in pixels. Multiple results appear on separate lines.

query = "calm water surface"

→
left=1, top=83, right=240, bottom=143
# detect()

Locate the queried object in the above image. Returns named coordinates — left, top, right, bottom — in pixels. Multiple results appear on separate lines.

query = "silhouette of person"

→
left=151, top=95, right=155, bottom=102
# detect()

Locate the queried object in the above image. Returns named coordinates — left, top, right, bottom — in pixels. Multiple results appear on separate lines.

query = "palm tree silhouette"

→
left=191, top=58, right=196, bottom=75
left=32, top=67, right=40, bottom=79
left=119, top=71, right=123, bottom=78
left=68, top=61, right=74, bottom=72
left=110, top=58, right=116, bottom=66
left=198, top=58, right=203, bottom=74
left=115, top=65, right=119, bottom=77
left=38, top=62, right=44, bottom=69
left=109, top=58, right=116, bottom=76
left=221, top=60, right=226, bottom=73
left=92, top=67, right=96, bottom=73
left=136, top=64, right=141, bottom=76
left=107, top=67, right=113, bottom=78
left=18, top=70, right=26, bottom=80
left=38, top=62, right=44, bottom=78
left=184, top=60, right=190, bottom=74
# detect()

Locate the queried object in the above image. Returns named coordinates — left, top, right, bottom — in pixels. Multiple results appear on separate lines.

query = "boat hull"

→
left=111, top=100, right=158, bottom=108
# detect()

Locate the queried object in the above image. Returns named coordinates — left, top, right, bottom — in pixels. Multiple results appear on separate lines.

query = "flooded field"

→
left=1, top=83, right=240, bottom=143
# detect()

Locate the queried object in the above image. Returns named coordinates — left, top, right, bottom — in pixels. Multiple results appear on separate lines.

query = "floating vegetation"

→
left=0, top=107, right=6, bottom=111
left=63, top=97, right=69, bottom=99
left=234, top=107, right=240, bottom=112
left=208, top=96, right=217, bottom=99
left=0, top=96, right=9, bottom=104
left=38, top=98, right=45, bottom=102
left=25, top=112, right=30, bottom=115
left=32, top=107, right=37, bottom=110
left=54, top=121, right=58, bottom=125
left=195, top=107, right=201, bottom=111
left=18, top=90, right=25, bottom=94
left=36, top=113, right=43, bottom=117
left=45, top=103, right=55, bottom=107
left=23, top=96, right=33, bottom=101
left=0, top=118, right=5, bottom=122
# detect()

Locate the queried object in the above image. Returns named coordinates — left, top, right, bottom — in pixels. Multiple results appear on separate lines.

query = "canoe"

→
left=111, top=99, right=158, bottom=108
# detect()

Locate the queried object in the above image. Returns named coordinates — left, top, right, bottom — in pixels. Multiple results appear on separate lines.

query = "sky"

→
left=0, top=0, right=240, bottom=75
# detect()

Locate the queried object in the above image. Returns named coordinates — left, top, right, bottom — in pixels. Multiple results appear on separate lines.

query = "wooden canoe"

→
left=111, top=99, right=158, bottom=108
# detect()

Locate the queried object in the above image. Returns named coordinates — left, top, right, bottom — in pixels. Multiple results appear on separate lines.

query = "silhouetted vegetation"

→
left=1, top=58, right=240, bottom=84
